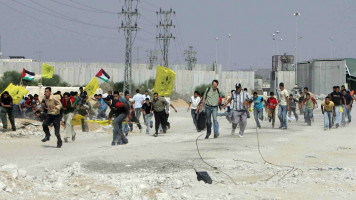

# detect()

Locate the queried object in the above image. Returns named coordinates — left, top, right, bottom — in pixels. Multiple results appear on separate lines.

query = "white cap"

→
left=102, top=94, right=108, bottom=99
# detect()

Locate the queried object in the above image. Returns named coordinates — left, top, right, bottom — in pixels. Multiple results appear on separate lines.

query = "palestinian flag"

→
left=21, top=68, right=35, bottom=81
left=95, top=69, right=110, bottom=82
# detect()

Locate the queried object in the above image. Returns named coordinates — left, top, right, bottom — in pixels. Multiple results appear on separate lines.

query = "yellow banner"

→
left=153, top=66, right=176, bottom=96
left=42, top=63, right=54, bottom=79
left=1, top=83, right=29, bottom=104
left=84, top=77, right=99, bottom=97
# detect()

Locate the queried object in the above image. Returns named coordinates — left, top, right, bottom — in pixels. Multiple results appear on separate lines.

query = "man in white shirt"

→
left=187, top=91, right=201, bottom=131
left=277, top=82, right=290, bottom=129
left=132, top=89, right=145, bottom=124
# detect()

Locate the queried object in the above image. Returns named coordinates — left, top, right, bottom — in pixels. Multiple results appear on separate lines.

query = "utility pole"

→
left=156, top=8, right=175, bottom=68
left=184, top=46, right=197, bottom=70
left=119, top=0, right=139, bottom=93
left=147, top=49, right=158, bottom=70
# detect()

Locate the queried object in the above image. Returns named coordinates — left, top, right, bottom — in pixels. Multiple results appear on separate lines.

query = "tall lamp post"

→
left=294, top=12, right=301, bottom=85
left=227, top=34, right=232, bottom=71
left=329, top=37, right=334, bottom=58
left=215, top=37, right=219, bottom=67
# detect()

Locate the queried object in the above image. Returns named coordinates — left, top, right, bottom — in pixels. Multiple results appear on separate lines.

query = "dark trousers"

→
left=43, top=114, right=61, bottom=142
left=154, top=110, right=167, bottom=134
left=1, top=107, right=15, bottom=130
left=288, top=108, right=298, bottom=120
left=128, top=110, right=142, bottom=130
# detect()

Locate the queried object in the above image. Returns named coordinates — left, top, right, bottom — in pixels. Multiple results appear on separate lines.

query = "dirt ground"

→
left=0, top=104, right=355, bottom=199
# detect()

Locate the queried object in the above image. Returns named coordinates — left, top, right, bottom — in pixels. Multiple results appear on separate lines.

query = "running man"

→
left=223, top=83, right=249, bottom=137
left=330, top=86, right=345, bottom=128
left=61, top=92, right=78, bottom=143
left=342, top=89, right=353, bottom=125
left=0, top=91, right=16, bottom=132
left=321, top=96, right=335, bottom=130
left=41, top=87, right=63, bottom=148
left=288, top=94, right=299, bottom=121
left=133, top=89, right=145, bottom=123
left=141, top=98, right=153, bottom=134
left=252, top=92, right=266, bottom=129
left=187, top=91, right=201, bottom=131
left=151, top=92, right=169, bottom=137
left=267, top=92, right=278, bottom=128
left=278, top=82, right=290, bottom=129
left=302, top=93, right=317, bottom=126
left=108, top=91, right=130, bottom=145
left=202, top=80, right=226, bottom=139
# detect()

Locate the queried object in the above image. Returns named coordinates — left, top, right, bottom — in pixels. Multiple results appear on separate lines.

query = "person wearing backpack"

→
left=202, top=80, right=226, bottom=139
left=223, top=83, right=250, bottom=137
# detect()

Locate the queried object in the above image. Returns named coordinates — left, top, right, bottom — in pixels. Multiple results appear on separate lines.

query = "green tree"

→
left=194, top=84, right=211, bottom=96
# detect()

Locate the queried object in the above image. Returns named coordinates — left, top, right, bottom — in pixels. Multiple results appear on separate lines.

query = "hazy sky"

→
left=1, top=0, right=356, bottom=70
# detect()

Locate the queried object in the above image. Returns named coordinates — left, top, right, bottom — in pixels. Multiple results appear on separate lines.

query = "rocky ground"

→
left=0, top=105, right=355, bottom=199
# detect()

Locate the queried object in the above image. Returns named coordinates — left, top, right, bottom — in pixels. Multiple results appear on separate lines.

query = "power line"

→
left=68, top=0, right=118, bottom=14
left=48, top=0, right=117, bottom=14
left=0, top=2, right=118, bottom=40
left=119, top=0, right=140, bottom=93
left=156, top=8, right=175, bottom=68
left=11, top=0, right=116, bottom=30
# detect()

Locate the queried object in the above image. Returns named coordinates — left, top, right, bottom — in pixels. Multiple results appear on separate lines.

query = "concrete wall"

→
left=297, top=60, right=346, bottom=95
left=270, top=71, right=295, bottom=93
left=0, top=61, right=255, bottom=95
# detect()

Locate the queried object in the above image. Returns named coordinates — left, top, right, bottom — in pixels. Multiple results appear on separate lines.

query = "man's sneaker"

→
left=238, top=132, right=244, bottom=138
left=205, top=135, right=209, bottom=139
left=64, top=138, right=69, bottom=143
left=154, top=133, right=158, bottom=137
left=258, top=126, right=261, bottom=129
left=279, top=126, right=283, bottom=129
left=163, top=130, right=167, bottom=134
left=324, top=128, right=328, bottom=131
left=12, top=128, right=16, bottom=132
left=214, top=133, right=220, bottom=138
left=282, top=127, right=287, bottom=130
left=72, top=133, right=76, bottom=141
left=111, top=141, right=117, bottom=146
left=231, top=129, right=235, bottom=135
left=336, top=124, right=339, bottom=128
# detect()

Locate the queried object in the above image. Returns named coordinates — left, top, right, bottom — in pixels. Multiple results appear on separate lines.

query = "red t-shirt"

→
left=267, top=97, right=278, bottom=109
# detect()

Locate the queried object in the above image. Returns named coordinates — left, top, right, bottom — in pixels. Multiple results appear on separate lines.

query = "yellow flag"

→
left=153, top=66, right=176, bottom=96
left=42, top=63, right=54, bottom=79
left=71, top=114, right=85, bottom=126
left=1, top=83, right=29, bottom=104
left=84, top=77, right=99, bottom=97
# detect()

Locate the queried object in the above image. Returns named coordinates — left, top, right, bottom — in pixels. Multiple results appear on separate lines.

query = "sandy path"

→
left=0, top=106, right=355, bottom=199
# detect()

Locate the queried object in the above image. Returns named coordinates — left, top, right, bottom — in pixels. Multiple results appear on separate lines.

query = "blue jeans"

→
left=191, top=109, right=199, bottom=129
left=334, top=106, right=341, bottom=125
left=278, top=105, right=288, bottom=128
left=342, top=105, right=352, bottom=125
left=324, top=111, right=333, bottom=129
left=144, top=113, right=153, bottom=133
left=97, top=108, right=107, bottom=120
left=305, top=108, right=313, bottom=125
left=254, top=108, right=263, bottom=128
left=205, top=105, right=219, bottom=137
left=113, top=113, right=128, bottom=144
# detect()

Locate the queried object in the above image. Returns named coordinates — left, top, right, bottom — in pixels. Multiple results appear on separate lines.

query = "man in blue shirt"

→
left=97, top=94, right=108, bottom=120
left=252, top=92, right=266, bottom=129
left=342, top=89, right=353, bottom=124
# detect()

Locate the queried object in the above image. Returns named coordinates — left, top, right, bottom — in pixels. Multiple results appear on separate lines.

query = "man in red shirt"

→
left=266, top=92, right=278, bottom=128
